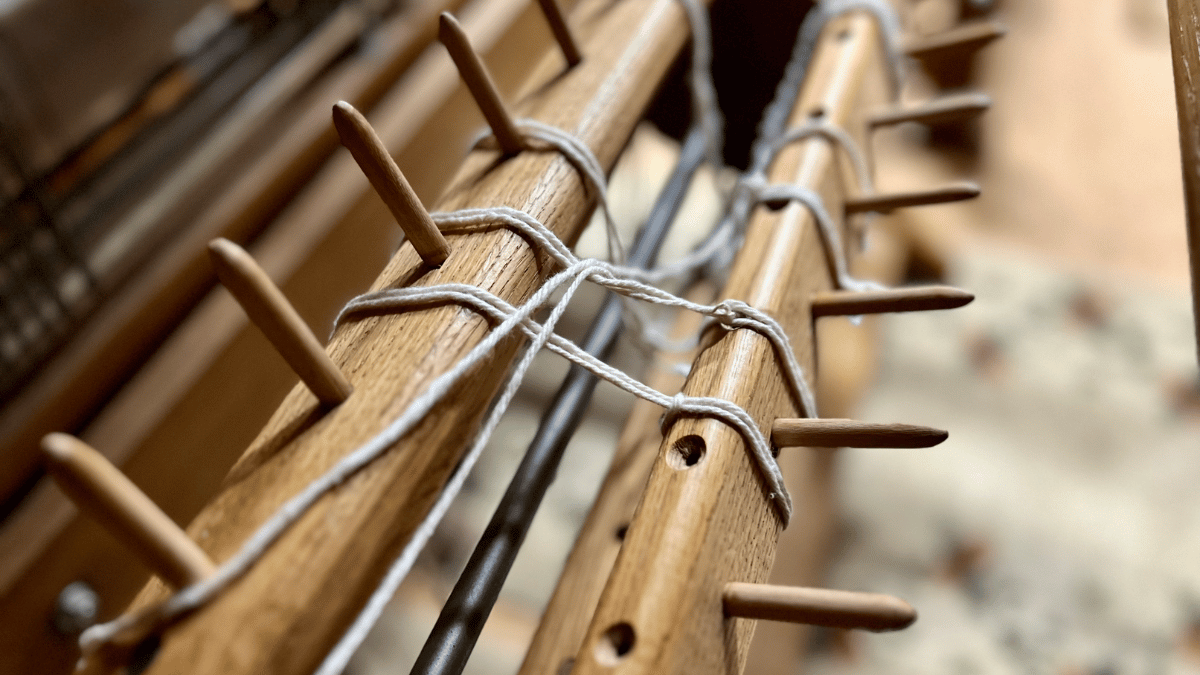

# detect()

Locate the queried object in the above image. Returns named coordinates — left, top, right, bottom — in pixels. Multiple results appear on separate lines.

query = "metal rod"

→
left=407, top=128, right=708, bottom=675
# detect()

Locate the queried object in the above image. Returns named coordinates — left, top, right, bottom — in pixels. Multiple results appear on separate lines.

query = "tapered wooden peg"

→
left=332, top=101, right=451, bottom=267
left=905, top=20, right=1006, bottom=61
left=208, top=238, right=353, bottom=406
left=772, top=418, right=948, bottom=448
left=536, top=0, right=582, bottom=67
left=438, top=12, right=524, bottom=155
left=42, top=433, right=216, bottom=589
left=723, top=583, right=916, bottom=632
left=869, top=93, right=992, bottom=128
left=845, top=182, right=980, bottom=214
left=811, top=286, right=974, bottom=318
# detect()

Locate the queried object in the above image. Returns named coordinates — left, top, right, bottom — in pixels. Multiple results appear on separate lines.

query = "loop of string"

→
left=76, top=1, right=907, bottom=672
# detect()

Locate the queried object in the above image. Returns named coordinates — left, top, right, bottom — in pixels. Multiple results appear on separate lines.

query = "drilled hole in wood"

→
left=594, top=622, right=636, bottom=666
left=615, top=523, right=629, bottom=541
left=556, top=657, right=575, bottom=675
left=836, top=28, right=852, bottom=41
left=809, top=106, right=826, bottom=118
left=667, top=434, right=706, bottom=469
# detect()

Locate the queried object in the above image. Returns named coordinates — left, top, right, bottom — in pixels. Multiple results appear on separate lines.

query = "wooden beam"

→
left=120, top=0, right=701, bottom=673
left=568, top=11, right=891, bottom=674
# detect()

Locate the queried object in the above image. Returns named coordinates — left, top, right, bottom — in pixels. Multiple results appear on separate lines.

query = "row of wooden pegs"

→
left=38, top=4, right=1002, bottom=670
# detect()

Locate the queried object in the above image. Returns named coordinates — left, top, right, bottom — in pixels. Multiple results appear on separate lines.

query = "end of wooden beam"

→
left=772, top=418, right=948, bottom=449
left=332, top=101, right=451, bottom=267
left=208, top=238, right=353, bottom=406
left=42, top=433, right=216, bottom=589
left=723, top=582, right=916, bottom=632
left=811, top=286, right=975, bottom=317
left=438, top=12, right=524, bottom=154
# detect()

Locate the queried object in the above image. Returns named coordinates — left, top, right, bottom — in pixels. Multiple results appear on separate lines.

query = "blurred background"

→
left=0, top=0, right=1197, bottom=673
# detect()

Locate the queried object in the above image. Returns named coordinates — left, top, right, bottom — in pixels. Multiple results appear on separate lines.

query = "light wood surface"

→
left=332, top=101, right=451, bottom=267
left=771, top=418, right=948, bottom=449
left=517, top=282, right=715, bottom=675
left=41, top=434, right=215, bottom=590
left=1167, top=0, right=1200, bottom=363
left=868, top=92, right=991, bottom=128
left=208, top=238, right=354, bottom=407
left=810, top=285, right=974, bottom=317
left=723, top=582, right=916, bottom=632
left=844, top=182, right=980, bottom=214
left=568, top=11, right=891, bottom=675
left=122, top=0, right=699, bottom=672
left=439, top=12, right=524, bottom=154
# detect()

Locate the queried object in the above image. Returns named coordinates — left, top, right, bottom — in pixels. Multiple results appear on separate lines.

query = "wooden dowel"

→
left=772, top=418, right=948, bottom=448
left=844, top=182, right=980, bottom=214
left=438, top=12, right=524, bottom=154
left=904, top=20, right=1006, bottom=61
left=811, top=286, right=974, bottom=317
left=869, top=93, right=992, bottom=128
left=536, top=0, right=582, bottom=67
left=41, top=433, right=215, bottom=589
left=207, top=238, right=353, bottom=407
left=723, top=583, right=916, bottom=632
left=332, top=101, right=451, bottom=267
left=1167, top=0, right=1200, bottom=365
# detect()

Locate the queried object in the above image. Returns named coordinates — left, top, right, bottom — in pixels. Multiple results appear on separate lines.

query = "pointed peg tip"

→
left=845, top=182, right=981, bottom=215
left=437, top=11, right=523, bottom=155
left=41, top=433, right=216, bottom=589
left=207, top=237, right=354, bottom=406
left=811, top=285, right=974, bottom=317
left=772, top=418, right=948, bottom=449
left=724, top=583, right=917, bottom=632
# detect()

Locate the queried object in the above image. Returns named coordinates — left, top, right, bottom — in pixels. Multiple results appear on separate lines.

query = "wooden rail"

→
left=113, top=0, right=701, bottom=672
left=565, top=11, right=892, bottom=674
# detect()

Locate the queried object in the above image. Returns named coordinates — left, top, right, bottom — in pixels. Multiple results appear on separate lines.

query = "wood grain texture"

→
left=723, top=583, right=915, bottom=632
left=1167, top=0, right=1200, bottom=364
left=0, top=2, right=562, bottom=671
left=568, top=12, right=890, bottom=675
left=517, top=282, right=716, bottom=675
left=811, top=285, right=973, bottom=317
left=0, top=0, right=469, bottom=509
left=332, top=102, right=451, bottom=267
left=772, top=418, right=947, bottom=449
left=123, top=0, right=698, bottom=672
left=208, top=239, right=353, bottom=406
left=41, top=434, right=215, bottom=590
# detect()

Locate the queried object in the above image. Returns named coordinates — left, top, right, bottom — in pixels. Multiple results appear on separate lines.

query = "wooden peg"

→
left=723, top=583, right=916, bottom=632
left=208, top=238, right=353, bottom=407
left=869, top=93, right=992, bottom=128
left=772, top=418, right=948, bottom=448
left=42, top=433, right=216, bottom=589
left=905, top=20, right=1006, bottom=61
left=845, top=182, right=980, bottom=214
left=536, top=0, right=582, bottom=67
left=332, top=101, right=451, bottom=267
left=811, top=286, right=974, bottom=318
left=438, top=12, right=524, bottom=154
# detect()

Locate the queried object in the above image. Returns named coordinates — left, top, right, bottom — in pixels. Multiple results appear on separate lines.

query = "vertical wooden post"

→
left=1167, top=0, right=1200, bottom=365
